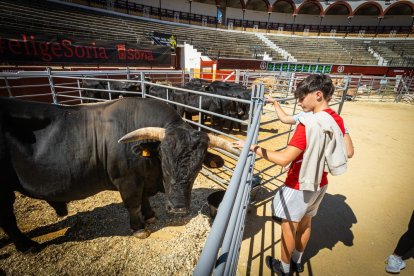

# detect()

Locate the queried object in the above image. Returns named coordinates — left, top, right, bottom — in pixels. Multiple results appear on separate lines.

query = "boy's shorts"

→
left=272, top=185, right=328, bottom=222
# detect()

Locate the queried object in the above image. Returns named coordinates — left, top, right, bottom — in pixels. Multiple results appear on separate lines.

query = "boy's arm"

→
left=344, top=133, right=354, bottom=158
left=266, top=97, right=296, bottom=125
left=233, top=140, right=303, bottom=167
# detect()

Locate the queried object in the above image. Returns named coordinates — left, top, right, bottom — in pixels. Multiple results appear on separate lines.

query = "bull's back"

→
left=0, top=97, right=183, bottom=201
left=0, top=98, right=114, bottom=199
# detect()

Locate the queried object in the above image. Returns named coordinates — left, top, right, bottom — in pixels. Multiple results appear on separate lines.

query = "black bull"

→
left=81, top=79, right=141, bottom=101
left=0, top=97, right=239, bottom=252
left=149, top=79, right=251, bottom=131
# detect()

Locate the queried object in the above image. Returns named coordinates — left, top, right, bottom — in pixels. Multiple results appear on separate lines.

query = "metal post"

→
left=242, top=9, right=245, bottom=31
left=159, top=0, right=162, bottom=19
left=4, top=77, right=13, bottom=97
left=292, top=14, right=296, bottom=35
left=107, top=81, right=112, bottom=100
left=140, top=72, right=146, bottom=98
left=126, top=67, right=131, bottom=80
left=77, top=79, right=83, bottom=104
left=198, top=95, right=202, bottom=131
left=267, top=12, right=271, bottom=33
left=189, top=0, right=192, bottom=24
left=235, top=69, right=240, bottom=84
left=47, top=67, right=59, bottom=104
left=376, top=17, right=383, bottom=36
left=338, top=76, right=349, bottom=114
left=346, top=16, right=352, bottom=37
left=318, top=15, right=323, bottom=36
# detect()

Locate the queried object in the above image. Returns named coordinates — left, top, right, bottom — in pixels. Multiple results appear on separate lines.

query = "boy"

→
left=233, top=74, right=354, bottom=275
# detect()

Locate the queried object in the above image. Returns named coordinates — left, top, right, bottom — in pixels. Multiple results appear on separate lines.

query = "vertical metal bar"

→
left=140, top=72, right=146, bottom=98
left=246, top=84, right=257, bottom=134
left=107, top=81, right=112, bottom=100
left=126, top=67, right=131, bottom=80
left=181, top=70, right=185, bottom=86
left=338, top=77, right=349, bottom=114
left=77, top=79, right=83, bottom=104
left=198, top=95, right=202, bottom=131
left=194, top=99, right=263, bottom=276
left=226, top=180, right=252, bottom=275
left=47, top=67, right=58, bottom=104
left=4, top=77, right=13, bottom=97
left=217, top=161, right=252, bottom=276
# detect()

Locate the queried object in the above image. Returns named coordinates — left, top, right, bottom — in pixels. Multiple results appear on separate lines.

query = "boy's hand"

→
left=232, top=140, right=245, bottom=149
left=265, top=97, right=277, bottom=105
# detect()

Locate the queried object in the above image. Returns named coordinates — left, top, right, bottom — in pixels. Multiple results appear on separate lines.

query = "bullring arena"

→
left=0, top=0, right=413, bottom=276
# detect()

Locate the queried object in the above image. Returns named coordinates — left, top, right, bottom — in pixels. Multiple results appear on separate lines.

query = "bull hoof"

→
left=132, top=229, right=151, bottom=239
left=145, top=217, right=157, bottom=224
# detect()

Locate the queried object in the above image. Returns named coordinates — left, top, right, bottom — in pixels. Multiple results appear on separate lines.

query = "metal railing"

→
left=237, top=70, right=413, bottom=103
left=194, top=84, right=264, bottom=276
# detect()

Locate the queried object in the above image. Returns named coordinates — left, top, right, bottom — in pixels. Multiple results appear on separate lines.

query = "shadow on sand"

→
left=302, top=193, right=357, bottom=275
left=242, top=190, right=357, bottom=276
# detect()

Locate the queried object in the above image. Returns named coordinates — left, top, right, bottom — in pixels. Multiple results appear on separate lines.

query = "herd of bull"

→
left=0, top=78, right=246, bottom=253
left=82, top=78, right=252, bottom=132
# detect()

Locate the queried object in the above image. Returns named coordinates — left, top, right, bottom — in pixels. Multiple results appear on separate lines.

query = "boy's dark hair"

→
left=294, top=74, right=334, bottom=100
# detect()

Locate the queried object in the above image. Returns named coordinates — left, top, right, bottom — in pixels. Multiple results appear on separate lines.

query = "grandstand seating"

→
left=369, top=40, right=414, bottom=67
left=267, top=35, right=387, bottom=66
left=0, top=0, right=282, bottom=61
left=0, top=0, right=413, bottom=67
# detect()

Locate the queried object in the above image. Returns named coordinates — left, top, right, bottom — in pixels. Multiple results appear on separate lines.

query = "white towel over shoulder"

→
left=297, top=111, right=348, bottom=191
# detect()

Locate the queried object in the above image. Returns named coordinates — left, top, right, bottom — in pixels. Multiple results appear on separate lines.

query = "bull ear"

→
left=118, top=127, right=165, bottom=143
left=207, top=134, right=240, bottom=156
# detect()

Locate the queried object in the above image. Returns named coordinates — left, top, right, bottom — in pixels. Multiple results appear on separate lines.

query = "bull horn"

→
left=208, top=134, right=240, bottom=156
left=118, top=127, right=165, bottom=143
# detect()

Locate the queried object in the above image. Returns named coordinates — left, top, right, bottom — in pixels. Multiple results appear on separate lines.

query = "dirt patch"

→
left=0, top=174, right=222, bottom=275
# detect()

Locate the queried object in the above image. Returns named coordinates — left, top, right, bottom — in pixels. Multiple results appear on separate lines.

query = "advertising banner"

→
left=0, top=34, right=171, bottom=66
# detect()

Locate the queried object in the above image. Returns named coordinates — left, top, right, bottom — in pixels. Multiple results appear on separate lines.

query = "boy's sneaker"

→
left=386, top=254, right=406, bottom=274
left=265, top=256, right=292, bottom=276
left=291, top=261, right=304, bottom=273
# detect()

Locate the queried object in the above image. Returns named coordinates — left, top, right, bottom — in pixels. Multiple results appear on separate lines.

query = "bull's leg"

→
left=118, top=185, right=150, bottom=239
left=0, top=191, right=40, bottom=253
left=46, top=201, right=68, bottom=217
left=141, top=195, right=156, bottom=224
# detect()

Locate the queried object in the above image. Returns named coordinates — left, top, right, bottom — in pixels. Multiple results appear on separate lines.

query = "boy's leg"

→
left=281, top=219, right=299, bottom=264
left=296, top=215, right=312, bottom=252
left=394, top=211, right=414, bottom=257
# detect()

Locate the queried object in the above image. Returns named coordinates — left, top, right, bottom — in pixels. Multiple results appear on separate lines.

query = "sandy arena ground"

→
left=1, top=100, right=413, bottom=276
left=238, top=101, right=414, bottom=276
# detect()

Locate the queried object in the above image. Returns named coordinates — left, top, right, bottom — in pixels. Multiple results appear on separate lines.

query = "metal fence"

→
left=0, top=68, right=403, bottom=275
left=237, top=70, right=414, bottom=104
left=0, top=68, right=263, bottom=275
